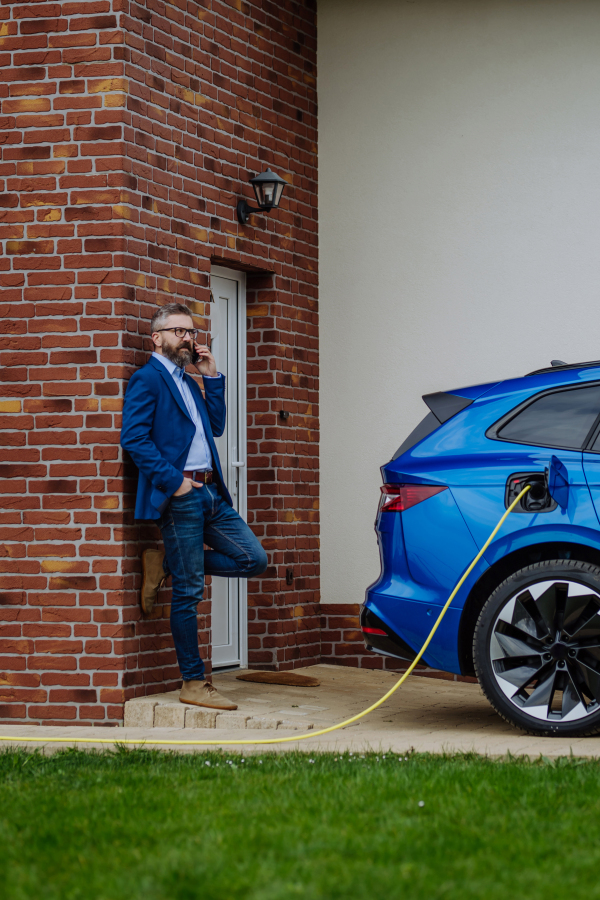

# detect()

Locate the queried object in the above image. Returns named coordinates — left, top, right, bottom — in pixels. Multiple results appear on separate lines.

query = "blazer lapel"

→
left=148, top=356, right=192, bottom=423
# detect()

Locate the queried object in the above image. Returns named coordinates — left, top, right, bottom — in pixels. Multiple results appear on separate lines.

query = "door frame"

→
left=210, top=265, right=248, bottom=669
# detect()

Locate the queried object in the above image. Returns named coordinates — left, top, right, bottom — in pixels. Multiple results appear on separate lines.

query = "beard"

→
left=162, top=342, right=193, bottom=368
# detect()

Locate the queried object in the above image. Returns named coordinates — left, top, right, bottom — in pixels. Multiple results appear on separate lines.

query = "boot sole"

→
left=179, top=697, right=238, bottom=711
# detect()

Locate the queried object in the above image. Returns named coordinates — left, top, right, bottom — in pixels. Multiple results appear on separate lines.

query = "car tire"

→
left=473, top=559, right=600, bottom=736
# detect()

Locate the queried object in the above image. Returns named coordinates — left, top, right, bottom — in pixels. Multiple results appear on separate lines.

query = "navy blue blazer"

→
left=120, top=355, right=232, bottom=520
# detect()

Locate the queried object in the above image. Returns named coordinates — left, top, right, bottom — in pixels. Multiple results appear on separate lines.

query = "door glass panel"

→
left=209, top=275, right=241, bottom=667
left=497, top=385, right=600, bottom=450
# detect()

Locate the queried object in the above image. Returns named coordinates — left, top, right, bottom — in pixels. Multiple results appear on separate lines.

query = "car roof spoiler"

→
left=422, top=391, right=474, bottom=424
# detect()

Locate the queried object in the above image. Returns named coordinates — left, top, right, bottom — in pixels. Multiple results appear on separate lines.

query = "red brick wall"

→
left=245, top=269, right=319, bottom=672
left=0, top=0, right=132, bottom=725
left=0, top=0, right=319, bottom=725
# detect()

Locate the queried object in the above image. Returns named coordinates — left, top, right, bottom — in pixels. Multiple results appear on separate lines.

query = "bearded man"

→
left=121, top=303, right=267, bottom=711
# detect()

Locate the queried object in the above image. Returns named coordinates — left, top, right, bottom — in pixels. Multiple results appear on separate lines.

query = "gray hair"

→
left=150, top=303, right=194, bottom=335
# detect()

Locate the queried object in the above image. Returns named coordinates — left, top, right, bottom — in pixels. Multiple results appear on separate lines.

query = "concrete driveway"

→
left=2, top=665, right=600, bottom=757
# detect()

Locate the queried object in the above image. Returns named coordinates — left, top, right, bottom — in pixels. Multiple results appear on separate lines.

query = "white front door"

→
left=209, top=269, right=247, bottom=669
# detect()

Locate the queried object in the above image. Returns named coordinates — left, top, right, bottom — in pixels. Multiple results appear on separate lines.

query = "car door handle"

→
left=231, top=461, right=245, bottom=467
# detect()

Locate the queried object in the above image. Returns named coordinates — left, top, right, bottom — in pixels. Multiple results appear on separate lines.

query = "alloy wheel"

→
left=490, top=579, right=600, bottom=723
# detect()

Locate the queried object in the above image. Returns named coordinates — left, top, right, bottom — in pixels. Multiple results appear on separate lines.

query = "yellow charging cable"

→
left=0, top=485, right=529, bottom=748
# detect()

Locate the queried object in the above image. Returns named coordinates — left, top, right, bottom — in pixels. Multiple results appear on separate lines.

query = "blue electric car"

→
left=363, top=359, right=600, bottom=736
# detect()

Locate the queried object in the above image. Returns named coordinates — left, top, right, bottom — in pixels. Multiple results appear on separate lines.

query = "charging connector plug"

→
left=505, top=472, right=557, bottom=513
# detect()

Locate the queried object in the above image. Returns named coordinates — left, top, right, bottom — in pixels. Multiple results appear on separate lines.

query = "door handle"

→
left=231, top=461, right=245, bottom=468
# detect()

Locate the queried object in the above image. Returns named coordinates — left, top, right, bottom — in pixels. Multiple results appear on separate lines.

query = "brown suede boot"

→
left=140, top=549, right=167, bottom=615
left=179, top=680, right=238, bottom=710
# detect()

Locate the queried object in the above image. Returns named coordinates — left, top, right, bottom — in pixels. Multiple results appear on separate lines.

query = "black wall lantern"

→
left=236, top=168, right=287, bottom=225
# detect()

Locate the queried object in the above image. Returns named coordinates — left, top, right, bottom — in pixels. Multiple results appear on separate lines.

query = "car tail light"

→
left=362, top=627, right=387, bottom=635
left=379, top=483, right=447, bottom=513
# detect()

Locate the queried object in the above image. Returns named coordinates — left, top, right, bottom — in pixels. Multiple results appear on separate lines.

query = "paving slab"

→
left=3, top=664, right=600, bottom=757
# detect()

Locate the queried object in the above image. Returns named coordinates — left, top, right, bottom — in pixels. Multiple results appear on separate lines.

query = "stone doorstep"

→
left=123, top=696, right=314, bottom=731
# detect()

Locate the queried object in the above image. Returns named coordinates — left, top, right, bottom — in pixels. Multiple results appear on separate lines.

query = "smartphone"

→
left=192, top=339, right=211, bottom=365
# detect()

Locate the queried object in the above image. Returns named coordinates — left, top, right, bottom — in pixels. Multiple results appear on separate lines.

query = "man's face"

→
left=152, top=314, right=195, bottom=367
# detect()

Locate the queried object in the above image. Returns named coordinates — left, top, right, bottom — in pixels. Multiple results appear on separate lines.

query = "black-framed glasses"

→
left=155, top=327, right=198, bottom=339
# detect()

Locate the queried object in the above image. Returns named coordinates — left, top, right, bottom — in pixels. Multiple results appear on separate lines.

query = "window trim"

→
left=486, top=381, right=600, bottom=452
left=586, top=419, right=600, bottom=454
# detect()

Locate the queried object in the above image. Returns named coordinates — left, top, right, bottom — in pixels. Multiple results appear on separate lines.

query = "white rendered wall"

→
left=319, top=0, right=600, bottom=604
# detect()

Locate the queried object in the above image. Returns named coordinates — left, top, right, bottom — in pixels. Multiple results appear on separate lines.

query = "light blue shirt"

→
left=152, top=352, right=221, bottom=472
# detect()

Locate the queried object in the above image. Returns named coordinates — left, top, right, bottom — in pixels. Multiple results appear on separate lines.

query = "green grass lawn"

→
left=1, top=748, right=600, bottom=900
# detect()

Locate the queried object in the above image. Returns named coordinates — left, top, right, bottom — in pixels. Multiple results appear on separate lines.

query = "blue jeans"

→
left=158, top=484, right=268, bottom=681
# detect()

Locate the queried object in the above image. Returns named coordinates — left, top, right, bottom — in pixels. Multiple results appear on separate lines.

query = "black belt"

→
left=183, top=469, right=213, bottom=484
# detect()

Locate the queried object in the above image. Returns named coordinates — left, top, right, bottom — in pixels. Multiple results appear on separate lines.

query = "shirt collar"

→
left=152, top=351, right=184, bottom=378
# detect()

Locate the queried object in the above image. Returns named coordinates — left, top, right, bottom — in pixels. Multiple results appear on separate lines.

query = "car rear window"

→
left=495, top=384, right=600, bottom=450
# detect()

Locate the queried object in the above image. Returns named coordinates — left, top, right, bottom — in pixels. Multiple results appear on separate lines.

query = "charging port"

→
left=505, top=472, right=557, bottom=513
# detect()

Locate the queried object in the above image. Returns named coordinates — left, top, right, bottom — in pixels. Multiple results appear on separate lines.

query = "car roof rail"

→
left=527, top=360, right=600, bottom=376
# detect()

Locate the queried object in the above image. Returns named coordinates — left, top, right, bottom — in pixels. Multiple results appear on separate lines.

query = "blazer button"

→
left=158, top=485, right=165, bottom=492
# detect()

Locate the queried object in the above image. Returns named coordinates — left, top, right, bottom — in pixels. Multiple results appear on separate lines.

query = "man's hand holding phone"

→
left=192, top=343, right=218, bottom=377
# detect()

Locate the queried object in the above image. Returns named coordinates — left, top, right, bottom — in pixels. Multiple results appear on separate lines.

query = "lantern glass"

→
left=252, top=180, right=268, bottom=207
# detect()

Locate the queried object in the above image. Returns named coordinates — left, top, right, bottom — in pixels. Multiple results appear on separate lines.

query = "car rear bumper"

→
left=363, top=590, right=463, bottom=674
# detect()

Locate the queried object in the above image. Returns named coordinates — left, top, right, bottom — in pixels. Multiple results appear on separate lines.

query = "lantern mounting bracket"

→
left=236, top=200, right=271, bottom=225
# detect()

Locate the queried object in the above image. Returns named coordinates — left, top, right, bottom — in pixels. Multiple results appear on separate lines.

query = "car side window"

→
left=495, top=384, right=600, bottom=450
